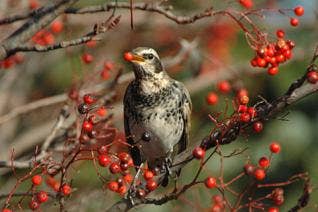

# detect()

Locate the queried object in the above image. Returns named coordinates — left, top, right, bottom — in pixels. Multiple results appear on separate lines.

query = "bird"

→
left=123, top=47, right=192, bottom=187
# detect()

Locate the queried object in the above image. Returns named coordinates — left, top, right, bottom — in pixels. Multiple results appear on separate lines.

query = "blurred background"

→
left=0, top=0, right=317, bottom=211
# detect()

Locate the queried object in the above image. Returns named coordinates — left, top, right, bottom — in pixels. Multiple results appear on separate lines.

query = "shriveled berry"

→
left=253, top=121, right=263, bottom=133
left=29, top=200, right=40, bottom=210
left=193, top=147, right=205, bottom=159
left=109, top=162, right=121, bottom=174
left=108, top=181, right=119, bottom=192
left=244, top=164, right=255, bottom=175
left=205, top=177, right=217, bottom=189
left=270, top=142, right=281, bottom=153
left=98, top=154, right=111, bottom=167
left=32, top=175, right=42, bottom=186
left=239, top=95, right=249, bottom=105
left=137, top=189, right=146, bottom=198
left=206, top=92, right=218, bottom=105
left=98, top=145, right=108, bottom=155
left=37, top=191, right=48, bottom=203
left=254, top=168, right=266, bottom=180
left=78, top=103, right=89, bottom=114
left=143, top=170, right=154, bottom=180
left=146, top=179, right=157, bottom=191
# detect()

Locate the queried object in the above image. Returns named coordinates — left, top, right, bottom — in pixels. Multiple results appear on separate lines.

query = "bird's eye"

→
left=143, top=54, right=154, bottom=60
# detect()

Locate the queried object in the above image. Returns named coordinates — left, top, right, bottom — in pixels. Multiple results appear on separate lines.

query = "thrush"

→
left=123, top=47, right=192, bottom=186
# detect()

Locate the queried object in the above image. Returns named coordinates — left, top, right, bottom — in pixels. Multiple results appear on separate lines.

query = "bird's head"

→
left=124, top=47, right=165, bottom=80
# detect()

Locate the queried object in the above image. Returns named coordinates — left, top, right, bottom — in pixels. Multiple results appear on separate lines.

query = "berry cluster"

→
left=210, top=195, right=225, bottom=211
left=250, top=32, right=295, bottom=76
left=32, top=20, right=64, bottom=46
left=270, top=188, right=285, bottom=206
left=100, top=61, right=114, bottom=80
left=244, top=142, right=281, bottom=182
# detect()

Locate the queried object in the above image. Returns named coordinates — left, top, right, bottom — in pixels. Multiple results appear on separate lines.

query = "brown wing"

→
left=123, top=83, right=143, bottom=168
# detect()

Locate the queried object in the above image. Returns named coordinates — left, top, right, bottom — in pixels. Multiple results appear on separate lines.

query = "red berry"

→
left=101, top=69, right=111, bottom=80
left=118, top=185, right=127, bottom=195
left=290, top=18, right=299, bottom=27
left=83, top=94, right=95, bottom=104
left=237, top=88, right=248, bottom=98
left=62, top=184, right=71, bottom=196
left=276, top=54, right=285, bottom=63
left=192, top=147, right=205, bottom=159
left=118, top=152, right=131, bottom=163
left=98, top=145, right=108, bottom=155
left=250, top=58, right=258, bottom=67
left=143, top=170, right=154, bottom=180
left=247, top=107, right=257, bottom=118
left=238, top=105, right=247, bottom=113
left=258, top=156, right=270, bottom=168
left=104, top=61, right=114, bottom=70
left=86, top=40, right=97, bottom=48
left=239, top=0, right=253, bottom=9
left=2, top=209, right=12, bottom=212
left=286, top=40, right=295, bottom=49
left=294, top=6, right=304, bottom=16
left=109, top=162, right=121, bottom=174
left=82, top=53, right=94, bottom=64
left=253, top=121, right=263, bottom=133
left=50, top=20, right=63, bottom=34
left=239, top=95, right=249, bottom=105
left=206, top=92, right=218, bottom=105
left=254, top=168, right=266, bottom=180
left=204, top=177, right=217, bottom=189
left=307, top=71, right=318, bottom=84
left=108, top=181, right=119, bottom=192
left=256, top=57, right=267, bottom=67
left=212, top=195, right=223, bottom=204
left=124, top=52, right=134, bottom=61
left=137, top=189, right=146, bottom=198
left=217, top=81, right=231, bottom=93
left=97, top=107, right=107, bottom=116
left=276, top=29, right=285, bottom=38
left=37, top=191, right=48, bottom=203
left=29, top=200, right=40, bottom=210
left=283, top=49, right=292, bottom=59
left=123, top=174, right=133, bottom=183
left=240, top=113, right=251, bottom=123
left=29, top=0, right=39, bottom=9
left=268, top=207, right=279, bottom=212
left=268, top=66, right=279, bottom=76
left=270, top=142, right=281, bottom=154
left=43, top=32, right=55, bottom=45
left=146, top=179, right=157, bottom=191
left=211, top=204, right=223, bottom=212
left=32, top=175, right=42, bottom=186
left=98, top=154, right=111, bottom=167
left=82, top=120, right=93, bottom=132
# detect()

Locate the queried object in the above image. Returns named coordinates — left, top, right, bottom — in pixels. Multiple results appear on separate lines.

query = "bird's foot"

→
left=162, top=158, right=173, bottom=176
left=126, top=185, right=137, bottom=206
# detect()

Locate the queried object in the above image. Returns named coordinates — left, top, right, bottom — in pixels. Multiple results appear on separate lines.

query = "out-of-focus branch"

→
left=0, top=106, right=70, bottom=169
left=106, top=47, right=318, bottom=212
left=0, top=0, right=79, bottom=60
